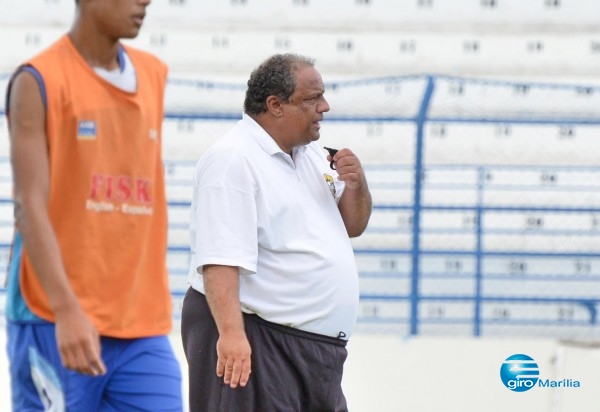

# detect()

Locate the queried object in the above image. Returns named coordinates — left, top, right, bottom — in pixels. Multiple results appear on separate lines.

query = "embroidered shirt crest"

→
left=323, top=173, right=336, bottom=199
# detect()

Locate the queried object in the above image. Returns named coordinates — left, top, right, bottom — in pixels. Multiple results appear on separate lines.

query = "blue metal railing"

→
left=2, top=74, right=600, bottom=339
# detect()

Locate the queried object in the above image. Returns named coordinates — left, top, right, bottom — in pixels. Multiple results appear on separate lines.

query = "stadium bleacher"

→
left=1, top=0, right=600, bottom=341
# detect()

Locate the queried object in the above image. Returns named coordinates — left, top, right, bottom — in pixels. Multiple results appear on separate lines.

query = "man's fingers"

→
left=82, top=336, right=106, bottom=376
left=239, top=361, right=252, bottom=387
left=61, top=342, right=88, bottom=373
left=216, top=357, right=226, bottom=377
left=334, top=156, right=361, bottom=175
left=59, top=347, right=77, bottom=371
left=224, top=361, right=235, bottom=385
left=230, top=361, right=243, bottom=388
left=60, top=341, right=106, bottom=376
left=87, top=351, right=106, bottom=376
left=218, top=358, right=252, bottom=388
left=228, top=360, right=252, bottom=388
left=215, top=336, right=252, bottom=388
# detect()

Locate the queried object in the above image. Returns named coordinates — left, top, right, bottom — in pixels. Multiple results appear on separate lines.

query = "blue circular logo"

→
left=500, top=354, right=540, bottom=392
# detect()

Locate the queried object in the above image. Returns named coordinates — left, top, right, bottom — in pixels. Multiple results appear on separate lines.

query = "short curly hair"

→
left=244, top=54, right=315, bottom=115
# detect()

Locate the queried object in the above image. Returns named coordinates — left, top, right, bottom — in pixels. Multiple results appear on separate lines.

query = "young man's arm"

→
left=9, top=70, right=106, bottom=376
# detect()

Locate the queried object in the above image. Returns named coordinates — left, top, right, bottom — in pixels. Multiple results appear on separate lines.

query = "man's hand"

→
left=54, top=306, right=106, bottom=377
left=216, top=330, right=252, bottom=388
left=329, top=148, right=373, bottom=237
left=328, top=148, right=368, bottom=190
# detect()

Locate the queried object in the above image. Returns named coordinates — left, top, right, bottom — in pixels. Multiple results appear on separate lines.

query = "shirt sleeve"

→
left=191, top=151, right=258, bottom=275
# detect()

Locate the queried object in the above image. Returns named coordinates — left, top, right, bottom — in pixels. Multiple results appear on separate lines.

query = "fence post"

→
left=473, top=167, right=485, bottom=337
left=410, top=75, right=436, bottom=335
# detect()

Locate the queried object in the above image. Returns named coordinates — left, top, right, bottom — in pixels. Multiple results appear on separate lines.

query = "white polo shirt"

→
left=188, top=114, right=359, bottom=339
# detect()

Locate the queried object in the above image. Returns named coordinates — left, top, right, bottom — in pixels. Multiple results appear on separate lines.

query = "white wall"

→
left=0, top=0, right=599, bottom=81
left=345, top=335, right=600, bottom=412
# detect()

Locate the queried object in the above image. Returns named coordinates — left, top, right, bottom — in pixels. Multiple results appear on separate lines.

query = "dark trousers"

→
left=181, top=287, right=349, bottom=412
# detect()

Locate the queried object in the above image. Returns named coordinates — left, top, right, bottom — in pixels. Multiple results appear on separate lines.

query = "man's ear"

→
left=265, top=95, right=283, bottom=118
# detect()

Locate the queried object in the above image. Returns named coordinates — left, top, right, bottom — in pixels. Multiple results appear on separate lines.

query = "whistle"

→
left=324, top=147, right=338, bottom=170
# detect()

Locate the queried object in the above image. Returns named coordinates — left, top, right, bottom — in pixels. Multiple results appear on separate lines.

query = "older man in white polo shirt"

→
left=182, top=53, right=372, bottom=412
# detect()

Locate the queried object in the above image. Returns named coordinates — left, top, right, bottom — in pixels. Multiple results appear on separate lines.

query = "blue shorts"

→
left=7, top=321, right=183, bottom=411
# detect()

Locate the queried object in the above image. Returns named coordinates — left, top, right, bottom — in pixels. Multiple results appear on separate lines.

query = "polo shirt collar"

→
left=242, top=113, right=308, bottom=160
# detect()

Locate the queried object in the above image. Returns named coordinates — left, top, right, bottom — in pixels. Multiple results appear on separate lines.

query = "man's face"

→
left=88, top=0, right=151, bottom=39
left=280, top=66, right=330, bottom=148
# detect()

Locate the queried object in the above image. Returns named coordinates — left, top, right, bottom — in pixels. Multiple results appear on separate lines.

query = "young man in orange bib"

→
left=5, top=1, right=182, bottom=410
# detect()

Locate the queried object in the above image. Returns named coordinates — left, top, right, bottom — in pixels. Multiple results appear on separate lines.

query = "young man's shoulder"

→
left=121, top=44, right=167, bottom=69
left=26, top=35, right=71, bottom=64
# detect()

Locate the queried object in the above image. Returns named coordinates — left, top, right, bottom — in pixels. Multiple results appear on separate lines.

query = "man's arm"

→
left=329, top=148, right=372, bottom=237
left=9, top=70, right=106, bottom=376
left=203, top=264, right=252, bottom=388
